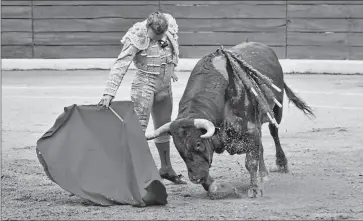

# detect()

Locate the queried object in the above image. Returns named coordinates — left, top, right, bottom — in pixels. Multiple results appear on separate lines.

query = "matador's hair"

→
left=146, top=12, right=169, bottom=35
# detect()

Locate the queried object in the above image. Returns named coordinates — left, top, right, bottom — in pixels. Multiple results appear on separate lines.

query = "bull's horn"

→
left=194, top=119, right=215, bottom=139
left=145, top=122, right=172, bottom=140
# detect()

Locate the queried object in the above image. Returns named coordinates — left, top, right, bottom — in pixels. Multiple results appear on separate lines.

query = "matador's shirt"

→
left=104, top=13, right=179, bottom=97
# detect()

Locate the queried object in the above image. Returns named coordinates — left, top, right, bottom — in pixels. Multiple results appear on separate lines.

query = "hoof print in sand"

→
left=207, top=182, right=243, bottom=200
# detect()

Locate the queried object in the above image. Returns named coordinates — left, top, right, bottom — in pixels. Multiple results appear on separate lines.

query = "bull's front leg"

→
left=259, top=140, right=269, bottom=182
left=246, top=147, right=263, bottom=198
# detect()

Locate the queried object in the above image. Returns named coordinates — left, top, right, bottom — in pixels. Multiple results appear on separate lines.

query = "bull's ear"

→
left=200, top=127, right=219, bottom=138
left=200, top=128, right=207, bottom=135
left=214, top=127, right=221, bottom=135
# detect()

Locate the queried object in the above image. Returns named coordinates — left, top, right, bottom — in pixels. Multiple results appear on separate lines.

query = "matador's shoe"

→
left=159, top=171, right=187, bottom=185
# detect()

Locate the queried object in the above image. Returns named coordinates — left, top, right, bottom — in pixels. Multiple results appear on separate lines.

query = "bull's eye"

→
left=195, top=142, right=202, bottom=151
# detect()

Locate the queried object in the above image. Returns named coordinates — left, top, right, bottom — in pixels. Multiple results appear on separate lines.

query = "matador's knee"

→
left=154, top=134, right=170, bottom=144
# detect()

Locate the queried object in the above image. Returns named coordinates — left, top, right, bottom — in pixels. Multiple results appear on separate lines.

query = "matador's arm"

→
left=103, top=40, right=139, bottom=97
left=103, top=20, right=150, bottom=97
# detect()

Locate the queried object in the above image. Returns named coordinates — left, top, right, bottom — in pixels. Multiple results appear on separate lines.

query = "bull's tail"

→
left=284, top=83, right=315, bottom=118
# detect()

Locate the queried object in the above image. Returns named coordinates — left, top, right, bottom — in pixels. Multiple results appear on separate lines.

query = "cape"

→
left=36, top=101, right=168, bottom=207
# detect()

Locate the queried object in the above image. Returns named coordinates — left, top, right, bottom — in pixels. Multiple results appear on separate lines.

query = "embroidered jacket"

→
left=103, top=13, right=179, bottom=97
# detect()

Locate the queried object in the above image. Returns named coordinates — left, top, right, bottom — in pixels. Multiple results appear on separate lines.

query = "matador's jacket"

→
left=103, top=13, right=179, bottom=98
left=103, top=14, right=179, bottom=142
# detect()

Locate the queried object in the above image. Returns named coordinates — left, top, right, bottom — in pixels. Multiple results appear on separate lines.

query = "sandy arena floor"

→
left=2, top=70, right=363, bottom=220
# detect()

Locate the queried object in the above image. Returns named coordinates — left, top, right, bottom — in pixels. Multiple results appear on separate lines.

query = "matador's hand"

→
left=171, top=72, right=178, bottom=82
left=98, top=94, right=114, bottom=110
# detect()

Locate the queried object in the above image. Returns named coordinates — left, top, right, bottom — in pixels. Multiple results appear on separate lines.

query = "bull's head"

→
left=146, top=118, right=216, bottom=185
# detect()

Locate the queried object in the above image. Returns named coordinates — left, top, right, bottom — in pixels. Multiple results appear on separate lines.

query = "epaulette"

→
left=120, top=14, right=179, bottom=51
left=163, top=13, right=178, bottom=34
left=120, top=21, right=150, bottom=50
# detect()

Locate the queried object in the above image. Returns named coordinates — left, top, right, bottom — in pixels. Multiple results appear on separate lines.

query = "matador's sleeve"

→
left=103, top=21, right=148, bottom=97
left=103, top=40, right=139, bottom=97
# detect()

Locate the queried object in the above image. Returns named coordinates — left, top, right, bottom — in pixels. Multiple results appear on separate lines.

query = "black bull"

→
left=146, top=42, right=314, bottom=198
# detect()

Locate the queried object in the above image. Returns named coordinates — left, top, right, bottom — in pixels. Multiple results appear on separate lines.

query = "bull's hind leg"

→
left=269, top=105, right=289, bottom=173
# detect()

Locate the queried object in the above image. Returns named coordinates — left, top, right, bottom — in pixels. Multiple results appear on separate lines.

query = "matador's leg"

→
left=130, top=74, right=154, bottom=132
left=151, top=86, right=187, bottom=184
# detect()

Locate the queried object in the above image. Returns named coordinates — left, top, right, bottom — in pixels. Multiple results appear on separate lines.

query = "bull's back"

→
left=178, top=54, right=229, bottom=122
left=230, top=42, right=284, bottom=97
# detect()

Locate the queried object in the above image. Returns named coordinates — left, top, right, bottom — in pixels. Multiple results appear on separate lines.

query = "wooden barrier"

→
left=1, top=0, right=362, bottom=59
left=286, top=0, right=363, bottom=59
left=160, top=1, right=286, bottom=58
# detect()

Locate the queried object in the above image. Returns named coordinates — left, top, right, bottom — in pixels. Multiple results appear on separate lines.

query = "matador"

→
left=99, top=12, right=186, bottom=184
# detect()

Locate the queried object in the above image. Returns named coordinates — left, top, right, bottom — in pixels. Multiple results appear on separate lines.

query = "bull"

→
left=146, top=42, right=315, bottom=198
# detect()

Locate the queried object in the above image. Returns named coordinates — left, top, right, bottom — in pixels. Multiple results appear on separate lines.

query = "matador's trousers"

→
left=130, top=65, right=174, bottom=144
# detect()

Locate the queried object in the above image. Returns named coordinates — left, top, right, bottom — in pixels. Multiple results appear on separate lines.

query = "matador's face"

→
left=147, top=28, right=165, bottom=41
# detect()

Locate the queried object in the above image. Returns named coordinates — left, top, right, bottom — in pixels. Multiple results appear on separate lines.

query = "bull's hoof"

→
left=247, top=186, right=263, bottom=198
left=270, top=164, right=289, bottom=173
